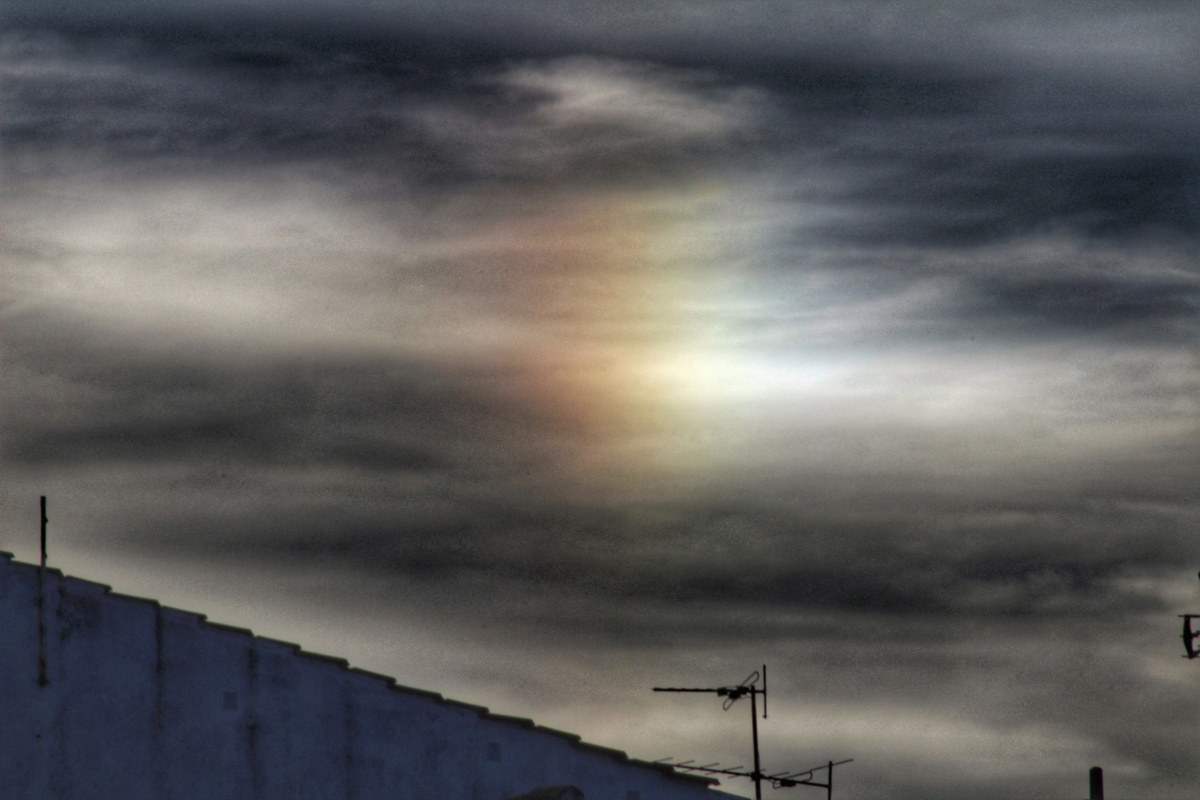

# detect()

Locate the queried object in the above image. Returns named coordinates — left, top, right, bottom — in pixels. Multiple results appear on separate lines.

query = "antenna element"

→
left=653, top=666, right=852, bottom=800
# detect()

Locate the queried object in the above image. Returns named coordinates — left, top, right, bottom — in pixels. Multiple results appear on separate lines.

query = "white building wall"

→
left=0, top=553, right=736, bottom=800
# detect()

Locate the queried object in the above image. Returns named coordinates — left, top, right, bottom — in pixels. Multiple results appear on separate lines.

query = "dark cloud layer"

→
left=7, top=9, right=1199, bottom=271
left=7, top=321, right=1194, bottom=627
left=4, top=3, right=1200, bottom=799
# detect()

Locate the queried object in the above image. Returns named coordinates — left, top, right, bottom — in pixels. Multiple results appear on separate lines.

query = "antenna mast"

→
left=37, top=496, right=49, bottom=686
left=40, top=495, right=48, bottom=567
left=653, top=666, right=852, bottom=800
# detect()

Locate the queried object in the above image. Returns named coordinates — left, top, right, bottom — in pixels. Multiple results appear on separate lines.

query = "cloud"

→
left=816, top=151, right=1200, bottom=246
left=15, top=321, right=1186, bottom=630
left=0, top=28, right=444, bottom=175
left=974, top=274, right=1200, bottom=333
left=11, top=1, right=1200, bottom=80
left=501, top=59, right=748, bottom=136
left=2, top=25, right=767, bottom=189
left=396, top=56, right=768, bottom=185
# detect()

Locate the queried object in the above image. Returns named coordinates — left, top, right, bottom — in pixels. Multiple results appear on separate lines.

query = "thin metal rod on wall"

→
left=37, top=496, right=49, bottom=686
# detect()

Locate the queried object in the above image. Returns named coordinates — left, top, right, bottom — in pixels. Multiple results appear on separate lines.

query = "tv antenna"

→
left=1180, top=572, right=1200, bottom=659
left=653, top=665, right=852, bottom=800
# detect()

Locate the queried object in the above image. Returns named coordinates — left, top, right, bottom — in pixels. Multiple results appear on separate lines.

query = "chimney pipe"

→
left=1089, top=766, right=1104, bottom=800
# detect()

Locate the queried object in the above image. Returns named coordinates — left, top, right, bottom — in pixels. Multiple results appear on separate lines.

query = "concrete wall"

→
left=0, top=553, right=734, bottom=800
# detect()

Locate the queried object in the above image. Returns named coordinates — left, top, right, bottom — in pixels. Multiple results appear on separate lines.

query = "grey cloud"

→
left=1, top=313, right=572, bottom=479
left=98, top=462, right=1198, bottom=630
left=974, top=275, right=1200, bottom=333
left=409, top=56, right=767, bottom=183
left=3, top=26, right=769, bottom=189
left=820, top=152, right=1200, bottom=246
left=11, top=1, right=1199, bottom=78
left=10, top=10, right=1198, bottom=225
left=1, top=29, right=443, bottom=173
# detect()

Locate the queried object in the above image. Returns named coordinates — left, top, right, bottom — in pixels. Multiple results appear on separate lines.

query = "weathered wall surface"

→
left=0, top=553, right=733, bottom=800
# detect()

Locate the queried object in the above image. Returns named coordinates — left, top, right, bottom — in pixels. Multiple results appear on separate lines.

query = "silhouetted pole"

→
left=40, top=495, right=48, bottom=567
left=750, top=686, right=762, bottom=800
left=37, top=496, right=48, bottom=686
left=1089, top=766, right=1104, bottom=800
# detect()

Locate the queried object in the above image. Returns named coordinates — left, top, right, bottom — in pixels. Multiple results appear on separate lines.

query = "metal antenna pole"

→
left=763, top=663, right=768, bottom=719
left=750, top=681, right=763, bottom=800
left=37, top=496, right=48, bottom=686
left=40, top=495, right=48, bottom=567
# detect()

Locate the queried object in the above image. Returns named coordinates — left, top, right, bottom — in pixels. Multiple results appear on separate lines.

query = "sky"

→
left=2, top=1, right=1199, bottom=797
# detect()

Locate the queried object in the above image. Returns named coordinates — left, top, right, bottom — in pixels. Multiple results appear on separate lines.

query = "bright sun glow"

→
left=636, top=347, right=843, bottom=407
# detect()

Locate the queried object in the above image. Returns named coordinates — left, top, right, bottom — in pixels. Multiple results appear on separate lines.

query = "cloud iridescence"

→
left=2, top=4, right=1199, bottom=799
